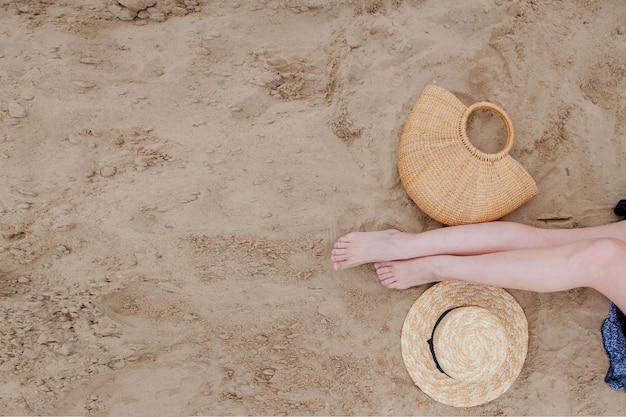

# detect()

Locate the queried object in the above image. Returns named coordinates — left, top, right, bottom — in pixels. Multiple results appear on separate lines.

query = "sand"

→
left=1, top=0, right=626, bottom=415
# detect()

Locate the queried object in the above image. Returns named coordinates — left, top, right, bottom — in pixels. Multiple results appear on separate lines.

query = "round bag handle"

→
left=460, top=102, right=515, bottom=162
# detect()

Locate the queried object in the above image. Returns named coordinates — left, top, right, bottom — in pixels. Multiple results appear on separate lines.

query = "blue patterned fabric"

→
left=601, top=302, right=626, bottom=392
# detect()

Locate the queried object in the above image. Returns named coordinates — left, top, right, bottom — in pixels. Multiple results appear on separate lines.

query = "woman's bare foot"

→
left=374, top=257, right=439, bottom=290
left=331, top=229, right=414, bottom=271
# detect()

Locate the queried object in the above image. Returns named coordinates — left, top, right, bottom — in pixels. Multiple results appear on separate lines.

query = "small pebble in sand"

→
left=118, top=0, right=157, bottom=13
left=8, top=102, right=27, bottom=118
left=72, top=80, right=96, bottom=88
left=17, top=189, right=37, bottom=197
left=100, top=166, right=117, bottom=177
left=108, top=3, right=136, bottom=20
left=80, top=57, right=101, bottom=65
left=58, top=344, right=73, bottom=356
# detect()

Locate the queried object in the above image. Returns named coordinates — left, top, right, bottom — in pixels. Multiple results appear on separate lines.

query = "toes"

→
left=375, top=261, right=398, bottom=288
left=333, top=241, right=348, bottom=250
left=375, top=265, right=393, bottom=275
left=381, top=278, right=397, bottom=288
left=336, top=233, right=355, bottom=244
left=330, top=251, right=347, bottom=264
left=377, top=270, right=393, bottom=280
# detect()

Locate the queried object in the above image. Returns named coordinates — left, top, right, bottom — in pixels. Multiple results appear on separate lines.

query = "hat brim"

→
left=401, top=280, right=528, bottom=407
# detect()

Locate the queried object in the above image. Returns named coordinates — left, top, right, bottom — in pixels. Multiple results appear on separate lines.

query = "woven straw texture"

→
left=398, top=85, right=537, bottom=225
left=401, top=280, right=528, bottom=408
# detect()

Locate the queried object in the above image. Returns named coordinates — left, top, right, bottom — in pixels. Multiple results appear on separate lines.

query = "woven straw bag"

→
left=398, top=85, right=537, bottom=225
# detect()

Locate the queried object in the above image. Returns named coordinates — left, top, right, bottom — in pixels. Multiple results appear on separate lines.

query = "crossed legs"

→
left=330, top=221, right=626, bottom=312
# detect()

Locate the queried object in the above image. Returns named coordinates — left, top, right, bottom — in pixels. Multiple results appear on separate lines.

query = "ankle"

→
left=428, top=255, right=448, bottom=282
left=393, top=232, right=426, bottom=260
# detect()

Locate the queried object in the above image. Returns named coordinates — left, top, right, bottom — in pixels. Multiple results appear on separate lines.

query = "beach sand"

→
left=1, top=0, right=626, bottom=415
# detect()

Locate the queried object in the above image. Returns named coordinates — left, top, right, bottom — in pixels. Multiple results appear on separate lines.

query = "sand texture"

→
left=1, top=0, right=626, bottom=415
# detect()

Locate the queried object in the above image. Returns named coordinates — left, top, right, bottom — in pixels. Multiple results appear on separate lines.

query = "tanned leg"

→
left=331, top=221, right=626, bottom=271
left=373, top=238, right=626, bottom=312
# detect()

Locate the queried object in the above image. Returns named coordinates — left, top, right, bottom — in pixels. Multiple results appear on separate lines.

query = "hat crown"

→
left=401, top=280, right=529, bottom=407
left=433, top=306, right=508, bottom=382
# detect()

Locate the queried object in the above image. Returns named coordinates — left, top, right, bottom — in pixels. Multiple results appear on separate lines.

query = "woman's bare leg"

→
left=374, top=237, right=626, bottom=312
left=331, top=221, right=626, bottom=271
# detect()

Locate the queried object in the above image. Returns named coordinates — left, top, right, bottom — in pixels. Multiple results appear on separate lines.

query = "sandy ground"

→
left=1, top=0, right=626, bottom=415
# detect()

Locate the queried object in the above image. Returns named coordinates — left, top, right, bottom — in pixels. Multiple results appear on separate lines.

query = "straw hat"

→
left=401, top=280, right=528, bottom=407
left=398, top=85, right=537, bottom=225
